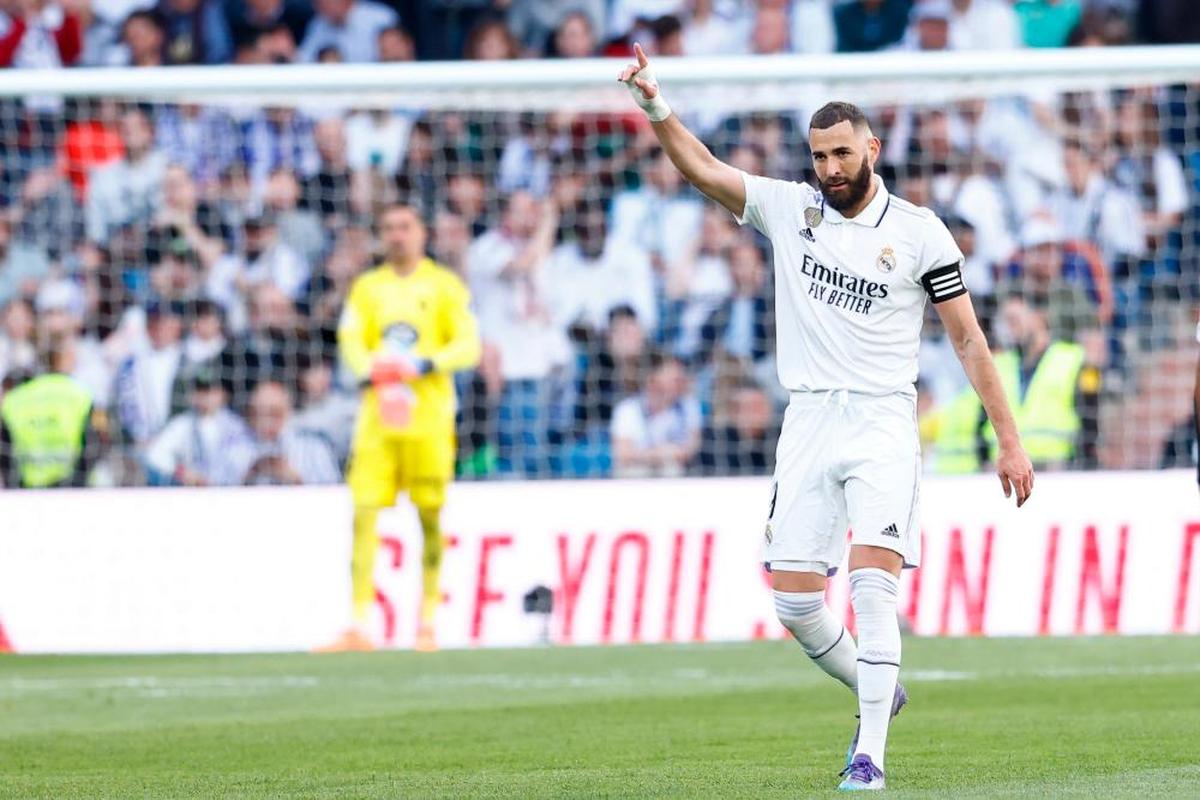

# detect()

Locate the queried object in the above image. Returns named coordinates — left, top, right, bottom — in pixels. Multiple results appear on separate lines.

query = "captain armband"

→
left=921, top=262, right=968, bottom=303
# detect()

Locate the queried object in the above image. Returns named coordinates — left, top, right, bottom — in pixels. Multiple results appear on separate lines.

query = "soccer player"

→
left=619, top=45, right=1034, bottom=790
left=324, top=204, right=481, bottom=653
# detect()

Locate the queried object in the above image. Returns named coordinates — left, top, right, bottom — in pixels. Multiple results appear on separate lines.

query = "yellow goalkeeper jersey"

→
left=338, top=258, right=481, bottom=440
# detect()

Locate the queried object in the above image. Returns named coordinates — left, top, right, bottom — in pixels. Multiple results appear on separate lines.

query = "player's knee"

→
left=773, top=590, right=828, bottom=653
left=848, top=568, right=899, bottom=616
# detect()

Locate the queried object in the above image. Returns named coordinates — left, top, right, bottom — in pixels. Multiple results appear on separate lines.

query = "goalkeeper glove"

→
left=369, top=354, right=433, bottom=387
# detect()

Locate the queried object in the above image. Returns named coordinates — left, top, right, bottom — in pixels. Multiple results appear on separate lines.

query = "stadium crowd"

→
left=0, top=0, right=1197, bottom=487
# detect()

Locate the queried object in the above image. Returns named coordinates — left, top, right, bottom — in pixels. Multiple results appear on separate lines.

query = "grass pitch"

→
left=1, top=636, right=1197, bottom=798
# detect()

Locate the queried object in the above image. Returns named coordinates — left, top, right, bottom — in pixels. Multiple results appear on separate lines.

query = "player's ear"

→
left=867, top=135, right=881, bottom=167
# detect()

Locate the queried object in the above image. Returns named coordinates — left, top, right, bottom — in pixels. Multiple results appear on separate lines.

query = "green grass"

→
left=1, top=637, right=1198, bottom=798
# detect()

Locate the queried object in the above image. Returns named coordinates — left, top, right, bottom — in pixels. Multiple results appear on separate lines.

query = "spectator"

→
left=346, top=108, right=413, bottom=177
left=835, top=0, right=911, bottom=52
left=113, top=300, right=184, bottom=445
left=142, top=363, right=251, bottom=485
left=462, top=16, right=519, bottom=60
left=507, top=0, right=605, bottom=54
left=261, top=167, right=325, bottom=271
left=64, top=0, right=115, bottom=67
left=113, top=9, right=166, bottom=66
left=1052, top=138, right=1146, bottom=269
left=35, top=278, right=113, bottom=409
left=217, top=283, right=313, bottom=411
left=999, top=215, right=1101, bottom=344
left=548, top=202, right=657, bottom=339
left=0, top=0, right=82, bottom=69
left=150, top=163, right=229, bottom=270
left=608, top=0, right=684, bottom=40
left=155, top=104, right=240, bottom=188
left=301, top=117, right=355, bottom=230
left=290, top=356, right=356, bottom=465
left=948, top=0, right=1021, bottom=50
left=446, top=169, right=488, bottom=238
left=934, top=295, right=1098, bottom=472
left=610, top=147, right=704, bottom=307
left=224, top=0, right=311, bottom=51
left=648, top=13, right=682, bottom=56
left=297, top=0, right=397, bottom=63
left=431, top=209, right=470, bottom=278
left=696, top=380, right=777, bottom=475
left=253, top=18, right=295, bottom=62
left=156, top=0, right=232, bottom=64
left=750, top=1, right=789, bottom=54
left=375, top=22, right=412, bottom=61
left=668, top=206, right=734, bottom=361
left=176, top=298, right=225, bottom=389
left=300, top=228, right=368, bottom=355
left=496, top=113, right=567, bottom=198
left=240, top=107, right=319, bottom=196
left=85, top=107, right=168, bottom=245
left=681, top=0, right=749, bottom=56
left=0, top=217, right=51, bottom=304
left=550, top=9, right=597, bottom=57
left=1014, top=0, right=1082, bottom=48
left=0, top=299, right=36, bottom=381
left=1112, top=91, right=1188, bottom=264
left=0, top=334, right=100, bottom=488
left=696, top=239, right=772, bottom=367
left=1139, top=0, right=1200, bottom=44
left=789, top=0, right=836, bottom=54
left=573, top=305, right=653, bottom=436
left=903, top=0, right=951, bottom=50
left=147, top=236, right=204, bottom=304
left=611, top=352, right=701, bottom=478
left=394, top=118, right=439, bottom=216
left=234, top=379, right=339, bottom=484
left=206, top=211, right=309, bottom=333
left=7, top=165, right=81, bottom=261
left=468, top=191, right=568, bottom=475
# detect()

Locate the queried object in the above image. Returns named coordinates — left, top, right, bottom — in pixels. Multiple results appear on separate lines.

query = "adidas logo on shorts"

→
left=880, top=523, right=900, bottom=538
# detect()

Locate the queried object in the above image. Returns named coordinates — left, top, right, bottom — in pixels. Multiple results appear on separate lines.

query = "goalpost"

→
left=0, top=46, right=1196, bottom=485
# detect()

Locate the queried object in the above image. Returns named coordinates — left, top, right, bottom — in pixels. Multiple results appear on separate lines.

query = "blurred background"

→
left=0, top=0, right=1196, bottom=488
left=0, top=0, right=1196, bottom=653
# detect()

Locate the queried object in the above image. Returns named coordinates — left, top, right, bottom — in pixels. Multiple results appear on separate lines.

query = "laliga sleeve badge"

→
left=764, top=522, right=774, bottom=544
left=804, top=206, right=823, bottom=228
left=876, top=246, right=897, bottom=273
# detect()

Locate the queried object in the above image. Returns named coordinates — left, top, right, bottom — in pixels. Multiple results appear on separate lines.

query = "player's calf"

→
left=848, top=567, right=901, bottom=769
left=773, top=588, right=858, bottom=692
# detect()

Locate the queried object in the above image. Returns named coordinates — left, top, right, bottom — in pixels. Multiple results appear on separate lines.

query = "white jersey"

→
left=736, top=172, right=965, bottom=396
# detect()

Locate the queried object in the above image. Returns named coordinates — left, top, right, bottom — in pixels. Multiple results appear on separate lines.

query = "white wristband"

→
left=623, top=66, right=672, bottom=123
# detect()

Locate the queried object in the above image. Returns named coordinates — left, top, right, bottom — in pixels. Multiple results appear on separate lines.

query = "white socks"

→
left=773, top=590, right=858, bottom=692
left=849, top=567, right=902, bottom=768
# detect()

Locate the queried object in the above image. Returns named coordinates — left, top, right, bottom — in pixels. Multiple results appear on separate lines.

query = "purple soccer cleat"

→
left=838, top=753, right=886, bottom=791
left=845, top=682, right=907, bottom=768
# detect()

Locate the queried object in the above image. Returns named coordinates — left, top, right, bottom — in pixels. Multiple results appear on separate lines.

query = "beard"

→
left=819, top=155, right=873, bottom=212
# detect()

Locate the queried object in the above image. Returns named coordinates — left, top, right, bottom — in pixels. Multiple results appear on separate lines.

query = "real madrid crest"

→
left=876, top=246, right=896, bottom=274
left=804, top=206, right=823, bottom=229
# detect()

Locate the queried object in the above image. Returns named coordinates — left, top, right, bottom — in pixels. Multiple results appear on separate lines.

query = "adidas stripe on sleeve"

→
left=921, top=262, right=967, bottom=303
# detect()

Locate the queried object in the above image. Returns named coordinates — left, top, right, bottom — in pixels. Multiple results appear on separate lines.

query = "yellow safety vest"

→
left=929, top=388, right=987, bottom=475
left=986, top=343, right=1084, bottom=465
left=931, top=342, right=1084, bottom=472
left=1, top=374, right=94, bottom=488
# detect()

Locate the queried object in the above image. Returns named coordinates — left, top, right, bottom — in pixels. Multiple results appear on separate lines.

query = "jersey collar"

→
left=820, top=175, right=890, bottom=228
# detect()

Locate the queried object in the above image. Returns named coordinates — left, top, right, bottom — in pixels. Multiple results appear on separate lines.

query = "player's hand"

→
left=370, top=354, right=419, bottom=386
left=617, top=43, right=671, bottom=122
left=996, top=443, right=1034, bottom=508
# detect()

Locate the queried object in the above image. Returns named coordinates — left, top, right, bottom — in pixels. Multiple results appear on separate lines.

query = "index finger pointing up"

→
left=634, top=42, right=649, bottom=68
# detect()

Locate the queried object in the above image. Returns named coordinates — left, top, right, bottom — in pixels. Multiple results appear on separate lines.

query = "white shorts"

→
left=764, top=389, right=922, bottom=574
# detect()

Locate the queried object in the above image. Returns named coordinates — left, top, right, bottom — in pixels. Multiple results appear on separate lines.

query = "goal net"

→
left=0, top=47, right=1196, bottom=488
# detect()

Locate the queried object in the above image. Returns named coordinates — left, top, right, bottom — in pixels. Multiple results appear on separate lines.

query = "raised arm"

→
left=935, top=293, right=1035, bottom=507
left=618, top=43, right=746, bottom=218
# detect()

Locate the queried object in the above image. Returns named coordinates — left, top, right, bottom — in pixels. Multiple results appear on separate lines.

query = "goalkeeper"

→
left=324, top=204, right=481, bottom=652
